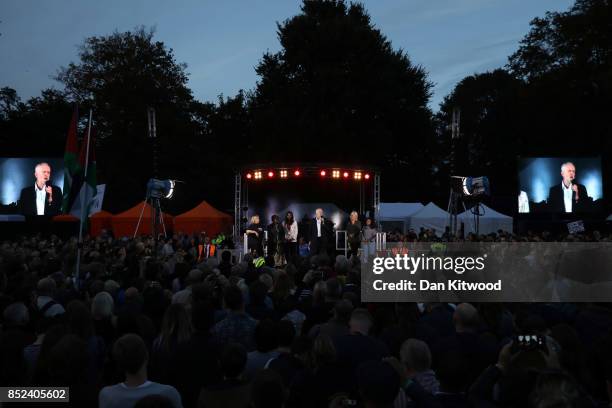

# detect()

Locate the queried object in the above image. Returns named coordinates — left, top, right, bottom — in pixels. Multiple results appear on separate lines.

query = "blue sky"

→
left=0, top=0, right=574, bottom=110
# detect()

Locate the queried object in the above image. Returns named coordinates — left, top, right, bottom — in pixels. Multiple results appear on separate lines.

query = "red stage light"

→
left=294, top=170, right=301, bottom=176
left=268, top=171, right=274, bottom=178
left=364, top=173, right=370, bottom=180
left=320, top=170, right=327, bottom=177
left=246, top=173, right=252, bottom=179
left=343, top=171, right=349, bottom=178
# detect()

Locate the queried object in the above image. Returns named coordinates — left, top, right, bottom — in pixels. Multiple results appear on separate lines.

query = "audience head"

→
left=529, top=371, right=582, bottom=408
left=159, top=303, right=191, bottom=349
left=436, top=351, right=471, bottom=393
left=186, top=269, right=203, bottom=286
left=357, top=360, right=400, bottom=408
left=36, top=277, right=56, bottom=297
left=91, top=291, right=114, bottom=320
left=350, top=308, right=373, bottom=335
left=251, top=369, right=287, bottom=408
left=255, top=319, right=278, bottom=353
left=2, top=302, right=29, bottom=327
left=219, top=343, right=247, bottom=379
left=224, top=285, right=244, bottom=312
left=400, top=339, right=432, bottom=374
left=47, top=334, right=88, bottom=385
left=312, top=334, right=336, bottom=367
left=453, top=303, right=480, bottom=333
left=276, top=319, right=296, bottom=349
left=103, top=280, right=120, bottom=297
left=333, top=299, right=354, bottom=324
left=113, top=334, right=149, bottom=376
left=66, top=300, right=93, bottom=340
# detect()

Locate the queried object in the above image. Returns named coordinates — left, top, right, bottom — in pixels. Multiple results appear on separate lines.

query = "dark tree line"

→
left=1, top=0, right=610, bottom=215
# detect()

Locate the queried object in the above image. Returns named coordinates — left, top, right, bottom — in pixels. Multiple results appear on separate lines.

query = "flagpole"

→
left=75, top=108, right=93, bottom=288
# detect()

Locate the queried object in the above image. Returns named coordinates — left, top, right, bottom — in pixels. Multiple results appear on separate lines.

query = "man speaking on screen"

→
left=547, top=161, right=590, bottom=213
left=19, top=162, right=62, bottom=216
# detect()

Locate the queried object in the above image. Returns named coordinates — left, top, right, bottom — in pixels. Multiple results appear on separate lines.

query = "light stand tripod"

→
left=134, top=179, right=175, bottom=258
left=133, top=194, right=167, bottom=240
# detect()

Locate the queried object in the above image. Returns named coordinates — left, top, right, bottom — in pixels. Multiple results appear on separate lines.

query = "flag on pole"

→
left=61, top=105, right=79, bottom=213
left=70, top=125, right=97, bottom=220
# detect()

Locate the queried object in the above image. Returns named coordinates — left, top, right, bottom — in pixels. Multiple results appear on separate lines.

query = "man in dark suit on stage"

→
left=308, top=208, right=332, bottom=256
left=19, top=162, right=62, bottom=216
left=547, top=161, right=590, bottom=213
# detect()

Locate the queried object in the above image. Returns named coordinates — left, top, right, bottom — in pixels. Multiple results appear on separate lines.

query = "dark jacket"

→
left=547, top=183, right=589, bottom=213
left=307, top=217, right=333, bottom=256
left=19, top=185, right=62, bottom=216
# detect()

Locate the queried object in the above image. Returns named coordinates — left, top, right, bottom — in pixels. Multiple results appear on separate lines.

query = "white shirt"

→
left=35, top=183, right=46, bottom=215
left=285, top=222, right=298, bottom=242
left=518, top=191, right=530, bottom=213
left=316, top=218, right=322, bottom=237
left=562, top=182, right=573, bottom=213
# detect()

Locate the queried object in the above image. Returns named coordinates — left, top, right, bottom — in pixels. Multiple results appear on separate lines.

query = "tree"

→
left=55, top=27, right=212, bottom=213
left=506, top=0, right=611, bottom=158
left=436, top=69, right=524, bottom=197
left=248, top=0, right=435, bottom=200
left=0, top=87, right=22, bottom=120
left=0, top=88, right=72, bottom=157
left=509, top=0, right=612, bottom=82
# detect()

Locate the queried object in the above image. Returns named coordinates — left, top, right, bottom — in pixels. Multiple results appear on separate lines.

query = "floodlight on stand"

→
left=146, top=178, right=176, bottom=199
left=451, top=176, right=490, bottom=197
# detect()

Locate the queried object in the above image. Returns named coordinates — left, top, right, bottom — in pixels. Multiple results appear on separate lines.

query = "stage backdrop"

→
left=247, top=175, right=371, bottom=230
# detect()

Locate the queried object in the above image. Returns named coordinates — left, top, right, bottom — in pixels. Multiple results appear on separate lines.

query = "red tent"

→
left=173, top=201, right=232, bottom=236
left=52, top=214, right=79, bottom=222
left=90, top=210, right=113, bottom=236
left=111, top=202, right=172, bottom=237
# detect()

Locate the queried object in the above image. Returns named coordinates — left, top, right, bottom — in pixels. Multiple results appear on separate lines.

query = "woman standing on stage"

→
left=346, top=211, right=362, bottom=259
left=246, top=215, right=264, bottom=256
left=283, top=211, right=298, bottom=265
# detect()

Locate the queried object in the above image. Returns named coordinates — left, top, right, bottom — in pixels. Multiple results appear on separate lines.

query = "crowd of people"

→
left=1, top=227, right=612, bottom=408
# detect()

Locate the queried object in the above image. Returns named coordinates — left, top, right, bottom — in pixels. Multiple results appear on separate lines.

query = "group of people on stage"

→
left=245, top=208, right=378, bottom=264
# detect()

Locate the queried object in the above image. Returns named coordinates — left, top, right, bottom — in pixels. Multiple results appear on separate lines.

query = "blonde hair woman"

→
left=246, top=215, right=263, bottom=256
left=346, top=211, right=362, bottom=259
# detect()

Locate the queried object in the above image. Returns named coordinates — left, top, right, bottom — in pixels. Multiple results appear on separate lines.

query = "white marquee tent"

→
left=407, top=202, right=449, bottom=236
left=458, top=204, right=513, bottom=234
left=378, top=202, right=424, bottom=233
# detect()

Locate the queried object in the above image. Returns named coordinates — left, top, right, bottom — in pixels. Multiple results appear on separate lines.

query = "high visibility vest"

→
left=198, top=244, right=216, bottom=261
